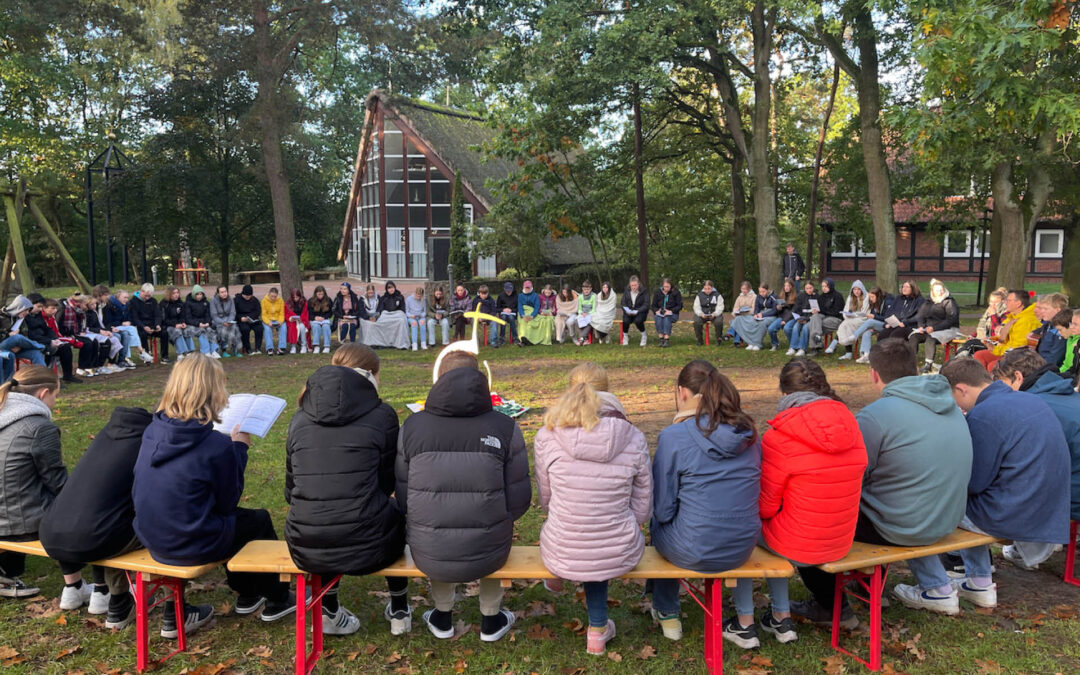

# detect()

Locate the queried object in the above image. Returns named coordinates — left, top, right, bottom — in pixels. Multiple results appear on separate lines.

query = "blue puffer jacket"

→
left=650, top=415, right=761, bottom=572
left=1023, top=369, right=1080, bottom=520
left=965, top=381, right=1070, bottom=544
left=133, top=412, right=248, bottom=565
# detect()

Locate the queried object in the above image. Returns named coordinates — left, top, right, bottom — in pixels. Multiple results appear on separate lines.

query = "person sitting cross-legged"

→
left=792, top=338, right=973, bottom=625
left=891, top=358, right=1070, bottom=614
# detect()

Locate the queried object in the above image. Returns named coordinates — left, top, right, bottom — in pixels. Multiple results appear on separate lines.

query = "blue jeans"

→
left=0, top=351, right=13, bottom=383
left=790, top=321, right=811, bottom=350
left=583, top=581, right=609, bottom=627
left=115, top=325, right=140, bottom=358
left=855, top=319, right=885, bottom=355
left=651, top=579, right=681, bottom=616
left=0, top=335, right=45, bottom=365
left=727, top=324, right=741, bottom=345
left=310, top=320, right=332, bottom=348
left=498, top=314, right=517, bottom=344
left=408, top=316, right=426, bottom=345
left=263, top=322, right=286, bottom=351
left=339, top=321, right=357, bottom=343
left=906, top=546, right=992, bottom=591
left=766, top=317, right=787, bottom=347
left=655, top=314, right=675, bottom=336
left=734, top=578, right=791, bottom=616
left=427, top=317, right=449, bottom=345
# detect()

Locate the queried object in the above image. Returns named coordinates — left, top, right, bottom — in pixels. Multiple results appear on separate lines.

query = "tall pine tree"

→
left=448, top=171, right=472, bottom=282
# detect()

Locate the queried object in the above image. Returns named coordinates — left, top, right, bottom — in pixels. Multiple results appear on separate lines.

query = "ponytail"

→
left=677, top=360, right=756, bottom=439
left=0, top=365, right=60, bottom=409
left=778, top=358, right=844, bottom=403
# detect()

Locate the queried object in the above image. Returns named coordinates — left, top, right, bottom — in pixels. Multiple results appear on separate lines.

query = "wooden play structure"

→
left=0, top=181, right=91, bottom=298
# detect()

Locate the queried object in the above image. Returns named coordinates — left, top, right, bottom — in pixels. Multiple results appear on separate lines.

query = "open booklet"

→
left=842, top=311, right=860, bottom=318
left=214, top=394, right=287, bottom=438
left=884, top=315, right=902, bottom=328
left=808, top=299, right=820, bottom=312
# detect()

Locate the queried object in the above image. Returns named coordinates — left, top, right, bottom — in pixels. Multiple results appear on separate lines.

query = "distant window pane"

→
left=429, top=167, right=447, bottom=182
left=410, top=206, right=427, bottom=229
left=386, top=181, right=404, bottom=205
left=384, top=119, right=400, bottom=133
left=408, top=156, right=427, bottom=182
left=385, top=155, right=404, bottom=182
left=430, top=182, right=451, bottom=204
left=431, top=206, right=450, bottom=230
left=1037, top=231, right=1062, bottom=256
left=387, top=206, right=404, bottom=228
left=409, top=183, right=427, bottom=204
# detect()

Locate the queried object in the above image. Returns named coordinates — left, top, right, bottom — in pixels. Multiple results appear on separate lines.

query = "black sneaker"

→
left=423, top=608, right=454, bottom=639
left=721, top=616, right=760, bottom=649
left=0, top=577, right=39, bottom=598
left=235, top=595, right=266, bottom=615
left=159, top=358, right=171, bottom=365
left=260, top=592, right=297, bottom=622
left=479, top=608, right=516, bottom=642
left=160, top=602, right=214, bottom=639
left=759, top=611, right=798, bottom=643
left=790, top=598, right=859, bottom=630
left=920, top=361, right=934, bottom=374
left=106, top=592, right=135, bottom=630
left=62, top=375, right=83, bottom=384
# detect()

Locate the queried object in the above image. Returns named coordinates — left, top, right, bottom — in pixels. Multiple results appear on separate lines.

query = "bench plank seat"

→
left=227, top=542, right=794, bottom=580
left=0, top=539, right=222, bottom=579
left=819, top=530, right=1001, bottom=573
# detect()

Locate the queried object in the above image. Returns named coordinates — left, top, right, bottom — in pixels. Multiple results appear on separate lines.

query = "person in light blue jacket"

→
left=649, top=360, right=761, bottom=642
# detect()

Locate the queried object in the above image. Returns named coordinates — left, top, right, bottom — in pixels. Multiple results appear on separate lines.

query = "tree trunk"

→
left=807, top=62, right=840, bottom=283
left=853, top=8, right=898, bottom=294
left=0, top=241, right=14, bottom=300
left=991, top=158, right=1052, bottom=290
left=749, top=1, right=781, bottom=288
left=253, top=0, right=302, bottom=296
left=1062, top=218, right=1080, bottom=300
left=731, top=156, right=747, bottom=300
left=632, top=83, right=649, bottom=289
left=986, top=206, right=1002, bottom=295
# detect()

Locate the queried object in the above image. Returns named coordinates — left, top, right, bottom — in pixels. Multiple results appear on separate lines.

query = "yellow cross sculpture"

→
left=432, top=310, right=507, bottom=384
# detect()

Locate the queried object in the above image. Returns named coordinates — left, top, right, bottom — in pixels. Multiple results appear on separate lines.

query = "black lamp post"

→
left=86, top=141, right=129, bottom=285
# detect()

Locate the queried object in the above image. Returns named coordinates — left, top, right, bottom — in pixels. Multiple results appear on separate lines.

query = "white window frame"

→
left=1034, top=228, right=1064, bottom=258
left=830, top=232, right=875, bottom=258
left=408, top=227, right=427, bottom=278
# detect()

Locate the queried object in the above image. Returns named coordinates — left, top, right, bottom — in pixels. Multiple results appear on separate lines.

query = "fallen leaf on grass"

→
left=750, top=654, right=773, bottom=667
left=974, top=606, right=995, bottom=615
left=57, top=646, right=83, bottom=660
left=56, top=613, right=68, bottom=625
left=637, top=644, right=658, bottom=660
left=974, top=659, right=1004, bottom=674
left=188, top=644, right=211, bottom=656
left=562, top=618, right=586, bottom=635
left=83, top=617, right=104, bottom=630
left=215, top=601, right=233, bottom=617
left=245, top=645, right=272, bottom=658
left=560, top=668, right=586, bottom=675
left=453, top=659, right=467, bottom=673
left=607, top=651, right=623, bottom=662
left=1, top=645, right=26, bottom=667
left=451, top=620, right=473, bottom=641
left=822, top=654, right=847, bottom=674
left=386, top=651, right=403, bottom=664
left=526, top=623, right=556, bottom=640
left=0, top=646, right=19, bottom=659
left=735, top=669, right=771, bottom=675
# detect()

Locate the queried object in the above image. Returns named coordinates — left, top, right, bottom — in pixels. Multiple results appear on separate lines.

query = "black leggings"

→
left=139, top=329, right=168, bottom=359
left=76, top=341, right=104, bottom=370
left=0, top=534, right=104, bottom=579
left=622, top=313, right=647, bottom=333
left=223, top=508, right=290, bottom=601
left=238, top=322, right=264, bottom=354
left=48, top=344, right=74, bottom=377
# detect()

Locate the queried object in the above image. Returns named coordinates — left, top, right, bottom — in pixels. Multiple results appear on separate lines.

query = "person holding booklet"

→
left=621, top=276, right=649, bottom=347
left=261, top=288, right=287, bottom=355
left=133, top=354, right=295, bottom=638
left=730, top=283, right=777, bottom=351
left=787, top=282, right=817, bottom=356
left=727, top=282, right=756, bottom=346
left=833, top=280, right=870, bottom=360
left=449, top=285, right=472, bottom=342
left=307, top=286, right=334, bottom=354
left=284, top=344, right=411, bottom=636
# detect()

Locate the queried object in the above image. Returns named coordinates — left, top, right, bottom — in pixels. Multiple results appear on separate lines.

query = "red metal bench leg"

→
left=1065, top=521, right=1080, bottom=587
left=170, top=579, right=186, bottom=654
left=134, top=572, right=149, bottom=673
left=831, top=565, right=886, bottom=672
left=295, top=574, right=308, bottom=675
left=295, top=573, right=341, bottom=675
left=619, top=323, right=624, bottom=344
left=868, top=566, right=883, bottom=671
left=706, top=579, right=723, bottom=674
left=705, top=323, right=710, bottom=346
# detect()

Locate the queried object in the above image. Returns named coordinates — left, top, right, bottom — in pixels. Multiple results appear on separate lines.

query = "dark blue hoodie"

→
left=132, top=412, right=248, bottom=565
left=650, top=415, right=761, bottom=572
left=1022, top=369, right=1080, bottom=520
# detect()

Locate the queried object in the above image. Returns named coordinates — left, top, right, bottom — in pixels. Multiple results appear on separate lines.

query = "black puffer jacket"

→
left=285, top=367, right=404, bottom=575
left=396, top=367, right=531, bottom=583
left=131, top=296, right=161, bottom=329
left=160, top=299, right=186, bottom=328
left=183, top=294, right=212, bottom=326
left=40, top=407, right=152, bottom=562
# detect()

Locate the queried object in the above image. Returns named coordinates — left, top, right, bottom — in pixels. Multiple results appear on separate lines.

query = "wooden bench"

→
left=228, top=542, right=794, bottom=675
left=0, top=539, right=222, bottom=673
left=816, top=529, right=1002, bottom=672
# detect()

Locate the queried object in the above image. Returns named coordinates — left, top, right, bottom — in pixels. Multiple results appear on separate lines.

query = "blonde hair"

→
left=0, top=365, right=60, bottom=408
left=331, top=343, right=381, bottom=373
left=543, top=363, right=608, bottom=431
left=157, top=353, right=228, bottom=425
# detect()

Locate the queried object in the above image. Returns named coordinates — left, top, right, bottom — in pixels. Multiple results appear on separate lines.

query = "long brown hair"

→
left=677, top=360, right=756, bottom=439
left=779, top=358, right=843, bottom=402
left=0, top=365, right=60, bottom=409
left=867, top=286, right=885, bottom=314
left=780, top=278, right=798, bottom=305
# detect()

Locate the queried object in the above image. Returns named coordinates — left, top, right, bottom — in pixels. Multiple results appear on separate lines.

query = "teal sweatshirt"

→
left=855, top=374, right=973, bottom=546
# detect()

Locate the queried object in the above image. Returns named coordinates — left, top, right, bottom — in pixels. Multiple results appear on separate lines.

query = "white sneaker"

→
left=411, top=343, right=418, bottom=351
left=59, top=582, right=93, bottom=610
left=300, top=345, right=308, bottom=354
left=290, top=345, right=297, bottom=354
left=322, top=605, right=361, bottom=636
left=785, top=348, right=796, bottom=356
left=622, top=334, right=629, bottom=346
left=640, top=333, right=647, bottom=347
left=795, top=349, right=806, bottom=356
left=838, top=352, right=853, bottom=360
left=770, top=345, right=778, bottom=351
left=313, top=346, right=320, bottom=354
left=88, top=587, right=109, bottom=615
left=175, top=354, right=185, bottom=362
left=856, top=354, right=870, bottom=364
left=952, top=578, right=997, bottom=608
left=1001, top=543, right=1061, bottom=569
left=209, top=351, right=221, bottom=359
left=421, top=342, right=428, bottom=350
left=138, top=350, right=154, bottom=363
left=891, top=583, right=959, bottom=615
left=650, top=608, right=683, bottom=641
left=825, top=341, right=838, bottom=354
left=384, top=602, right=412, bottom=636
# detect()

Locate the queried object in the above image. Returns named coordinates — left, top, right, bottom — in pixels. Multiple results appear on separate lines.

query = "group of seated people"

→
left=2, top=332, right=1078, bottom=658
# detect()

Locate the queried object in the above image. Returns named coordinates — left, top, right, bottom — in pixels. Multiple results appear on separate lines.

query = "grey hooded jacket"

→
left=0, top=392, right=66, bottom=537
left=209, top=294, right=237, bottom=328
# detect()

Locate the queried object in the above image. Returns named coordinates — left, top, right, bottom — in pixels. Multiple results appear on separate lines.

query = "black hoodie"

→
left=284, top=367, right=404, bottom=575
left=378, top=284, right=407, bottom=314
left=396, top=367, right=531, bottom=582
left=40, top=408, right=152, bottom=562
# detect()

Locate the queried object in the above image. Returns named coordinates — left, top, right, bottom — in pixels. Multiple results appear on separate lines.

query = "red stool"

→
left=1065, top=521, right=1080, bottom=587
left=619, top=322, right=624, bottom=344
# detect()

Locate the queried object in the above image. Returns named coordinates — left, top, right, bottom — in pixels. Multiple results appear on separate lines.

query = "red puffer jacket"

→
left=759, top=398, right=867, bottom=564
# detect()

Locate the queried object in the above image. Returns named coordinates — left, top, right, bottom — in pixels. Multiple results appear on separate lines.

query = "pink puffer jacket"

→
left=534, top=401, right=651, bottom=581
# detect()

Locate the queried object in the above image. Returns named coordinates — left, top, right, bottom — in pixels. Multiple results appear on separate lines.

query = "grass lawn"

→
left=2, top=320, right=1080, bottom=674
